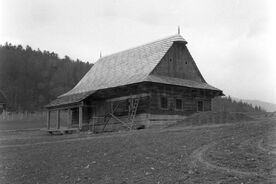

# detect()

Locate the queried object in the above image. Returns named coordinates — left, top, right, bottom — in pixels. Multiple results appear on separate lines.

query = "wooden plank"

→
left=47, top=102, right=82, bottom=111
left=105, top=93, right=150, bottom=102
left=46, top=128, right=79, bottom=135
left=109, top=113, right=130, bottom=129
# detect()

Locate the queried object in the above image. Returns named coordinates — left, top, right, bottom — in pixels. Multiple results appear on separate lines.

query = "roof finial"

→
left=178, top=25, right=180, bottom=35
left=100, top=51, right=102, bottom=58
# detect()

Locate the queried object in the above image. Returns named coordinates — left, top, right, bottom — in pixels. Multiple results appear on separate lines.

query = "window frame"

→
left=175, top=98, right=183, bottom=111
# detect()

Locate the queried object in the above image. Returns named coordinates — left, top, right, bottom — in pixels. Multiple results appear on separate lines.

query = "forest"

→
left=0, top=43, right=265, bottom=113
left=0, top=43, right=92, bottom=111
left=212, top=96, right=265, bottom=113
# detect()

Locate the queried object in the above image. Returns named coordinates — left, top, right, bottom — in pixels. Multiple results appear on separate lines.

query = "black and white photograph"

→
left=0, top=0, right=275, bottom=183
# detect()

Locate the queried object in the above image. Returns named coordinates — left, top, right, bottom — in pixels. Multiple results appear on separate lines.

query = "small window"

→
left=185, top=61, right=188, bottom=64
left=169, top=58, right=173, bottom=62
left=160, top=96, right=168, bottom=109
left=191, top=89, right=197, bottom=97
left=197, top=101, right=203, bottom=112
left=175, top=99, right=183, bottom=110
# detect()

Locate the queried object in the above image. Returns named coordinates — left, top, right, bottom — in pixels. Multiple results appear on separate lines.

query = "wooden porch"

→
left=45, top=102, right=85, bottom=134
left=45, top=95, right=142, bottom=134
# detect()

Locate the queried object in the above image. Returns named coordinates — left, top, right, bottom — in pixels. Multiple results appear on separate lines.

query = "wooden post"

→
left=57, top=110, right=60, bottom=129
left=67, top=109, right=71, bottom=128
left=79, top=106, right=83, bottom=130
left=92, top=117, right=95, bottom=133
left=46, top=110, right=50, bottom=130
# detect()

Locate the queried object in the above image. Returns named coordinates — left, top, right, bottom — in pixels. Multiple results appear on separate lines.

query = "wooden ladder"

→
left=129, top=98, right=139, bottom=129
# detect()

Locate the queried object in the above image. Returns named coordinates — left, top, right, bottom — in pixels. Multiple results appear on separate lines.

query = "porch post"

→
left=79, top=106, right=83, bottom=130
left=46, top=110, right=50, bottom=130
left=67, top=109, right=72, bottom=128
left=56, top=110, right=60, bottom=129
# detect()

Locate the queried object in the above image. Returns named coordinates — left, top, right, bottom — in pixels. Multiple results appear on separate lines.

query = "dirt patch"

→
left=190, top=139, right=260, bottom=177
left=204, top=126, right=276, bottom=182
left=0, top=119, right=274, bottom=184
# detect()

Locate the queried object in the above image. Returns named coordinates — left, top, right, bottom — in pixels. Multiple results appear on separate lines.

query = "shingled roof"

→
left=46, top=34, right=221, bottom=108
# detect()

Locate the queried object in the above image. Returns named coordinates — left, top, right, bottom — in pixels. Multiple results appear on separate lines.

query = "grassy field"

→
left=0, top=114, right=275, bottom=184
left=0, top=111, right=68, bottom=131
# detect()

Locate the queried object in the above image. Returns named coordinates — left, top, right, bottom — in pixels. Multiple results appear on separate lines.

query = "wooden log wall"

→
left=84, top=83, right=151, bottom=117
left=111, top=96, right=150, bottom=116
left=148, top=84, right=213, bottom=115
left=79, top=82, right=216, bottom=130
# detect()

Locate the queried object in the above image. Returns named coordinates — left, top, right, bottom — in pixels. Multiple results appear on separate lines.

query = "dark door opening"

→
left=72, top=108, right=79, bottom=125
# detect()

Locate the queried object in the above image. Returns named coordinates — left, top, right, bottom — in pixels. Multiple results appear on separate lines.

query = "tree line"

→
left=212, top=96, right=265, bottom=112
left=0, top=43, right=265, bottom=113
left=0, top=43, right=92, bottom=111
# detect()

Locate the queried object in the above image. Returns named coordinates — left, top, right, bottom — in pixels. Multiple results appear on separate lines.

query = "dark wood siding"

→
left=148, top=84, right=212, bottom=115
left=111, top=96, right=150, bottom=116
left=84, top=83, right=151, bottom=118
left=81, top=83, right=214, bottom=125
left=151, top=42, right=205, bottom=83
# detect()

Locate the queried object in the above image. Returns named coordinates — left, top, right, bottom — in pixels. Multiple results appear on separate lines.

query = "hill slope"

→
left=0, top=43, right=93, bottom=111
left=232, top=97, right=276, bottom=112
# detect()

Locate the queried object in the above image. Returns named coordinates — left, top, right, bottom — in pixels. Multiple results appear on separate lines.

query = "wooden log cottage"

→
left=45, top=34, right=223, bottom=133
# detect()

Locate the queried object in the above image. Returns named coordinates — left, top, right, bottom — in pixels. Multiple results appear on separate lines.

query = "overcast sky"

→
left=1, top=0, right=276, bottom=103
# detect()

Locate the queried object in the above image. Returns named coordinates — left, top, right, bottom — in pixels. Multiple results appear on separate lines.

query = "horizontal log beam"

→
left=105, top=93, right=150, bottom=102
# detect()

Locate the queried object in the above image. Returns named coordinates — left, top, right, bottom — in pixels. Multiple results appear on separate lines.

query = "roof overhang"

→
left=146, top=75, right=223, bottom=93
left=45, top=91, right=95, bottom=109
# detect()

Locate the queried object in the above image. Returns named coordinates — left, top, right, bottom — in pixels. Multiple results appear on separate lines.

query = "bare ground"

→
left=0, top=116, right=275, bottom=184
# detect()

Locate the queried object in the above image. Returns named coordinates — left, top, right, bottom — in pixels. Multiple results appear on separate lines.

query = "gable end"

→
left=150, top=42, right=206, bottom=83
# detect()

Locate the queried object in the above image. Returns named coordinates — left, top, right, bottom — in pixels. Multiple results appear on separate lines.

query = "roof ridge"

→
left=98, top=34, right=186, bottom=61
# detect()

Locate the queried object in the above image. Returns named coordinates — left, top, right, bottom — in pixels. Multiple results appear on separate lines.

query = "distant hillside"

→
left=0, top=43, right=93, bottom=111
left=232, top=98, right=276, bottom=112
